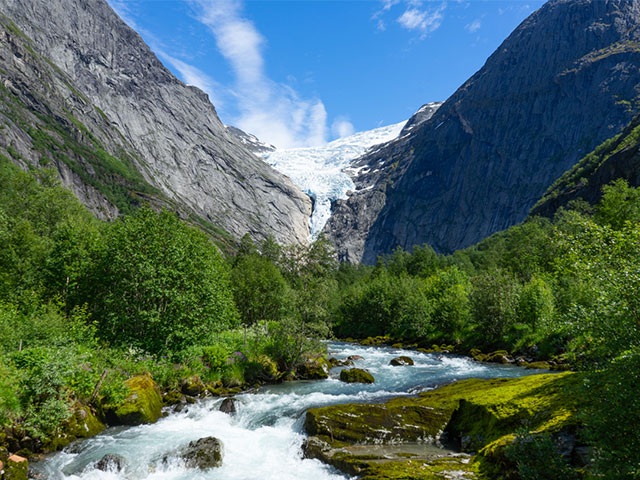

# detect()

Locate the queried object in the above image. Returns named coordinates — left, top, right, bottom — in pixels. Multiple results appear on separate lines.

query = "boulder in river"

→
left=96, top=453, right=125, bottom=472
left=346, top=355, right=364, bottom=361
left=339, top=368, right=374, bottom=384
left=219, top=397, right=236, bottom=415
left=181, top=437, right=224, bottom=469
left=390, top=356, right=414, bottom=366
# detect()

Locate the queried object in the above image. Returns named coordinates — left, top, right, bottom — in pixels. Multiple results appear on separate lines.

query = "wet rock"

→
left=181, top=437, right=224, bottom=469
left=339, top=368, right=374, bottom=384
left=219, top=398, right=236, bottom=415
left=328, top=357, right=354, bottom=368
left=96, top=453, right=125, bottom=472
left=390, top=356, right=414, bottom=366
left=346, top=355, right=364, bottom=361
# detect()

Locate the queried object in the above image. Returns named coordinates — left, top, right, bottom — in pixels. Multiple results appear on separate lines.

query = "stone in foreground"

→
left=181, top=437, right=224, bottom=470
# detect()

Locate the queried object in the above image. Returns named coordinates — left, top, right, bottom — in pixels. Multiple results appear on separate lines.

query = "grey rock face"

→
left=400, top=102, right=443, bottom=135
left=327, top=0, right=640, bottom=263
left=0, top=0, right=311, bottom=246
left=225, top=126, right=276, bottom=156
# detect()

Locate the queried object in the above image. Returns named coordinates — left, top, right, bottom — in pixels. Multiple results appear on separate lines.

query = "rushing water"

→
left=36, top=342, right=538, bottom=480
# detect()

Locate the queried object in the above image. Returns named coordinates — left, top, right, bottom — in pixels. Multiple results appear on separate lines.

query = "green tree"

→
left=424, top=267, right=471, bottom=342
left=556, top=215, right=640, bottom=365
left=594, top=179, right=640, bottom=229
left=231, top=253, right=288, bottom=342
left=88, top=208, right=237, bottom=354
left=470, top=269, right=521, bottom=349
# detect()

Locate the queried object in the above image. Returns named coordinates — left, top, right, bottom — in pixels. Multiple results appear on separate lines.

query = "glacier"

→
left=264, top=121, right=406, bottom=239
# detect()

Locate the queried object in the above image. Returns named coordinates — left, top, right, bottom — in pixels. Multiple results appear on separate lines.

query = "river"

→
left=35, top=341, right=537, bottom=479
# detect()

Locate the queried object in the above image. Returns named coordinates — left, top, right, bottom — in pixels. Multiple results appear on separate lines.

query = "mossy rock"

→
left=181, top=375, right=206, bottom=396
left=484, top=351, right=514, bottom=364
left=339, top=368, right=374, bottom=384
left=104, top=374, right=163, bottom=426
left=305, top=400, right=448, bottom=444
left=360, top=456, right=478, bottom=480
left=307, top=373, right=579, bottom=451
left=163, top=389, right=185, bottom=406
left=45, top=403, right=105, bottom=452
left=181, top=436, right=224, bottom=469
left=4, top=454, right=28, bottom=480
left=525, top=361, right=552, bottom=370
left=328, top=357, right=354, bottom=368
left=296, top=356, right=330, bottom=380
left=244, top=355, right=279, bottom=383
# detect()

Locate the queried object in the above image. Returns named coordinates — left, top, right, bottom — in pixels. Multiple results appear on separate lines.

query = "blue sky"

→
left=107, top=0, right=545, bottom=148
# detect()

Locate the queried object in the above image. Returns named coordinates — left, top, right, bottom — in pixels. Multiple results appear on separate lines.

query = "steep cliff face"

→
left=326, top=0, right=640, bottom=263
left=532, top=113, right=640, bottom=217
left=0, top=0, right=311, bottom=246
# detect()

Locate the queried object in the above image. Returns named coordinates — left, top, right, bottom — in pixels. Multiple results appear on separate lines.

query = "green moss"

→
left=296, top=356, right=330, bottom=380
left=306, top=400, right=449, bottom=445
left=305, top=373, right=580, bottom=479
left=339, top=368, right=375, bottom=384
left=104, top=375, right=163, bottom=426
left=360, top=457, right=478, bottom=480
left=44, top=403, right=105, bottom=452
left=4, top=454, right=28, bottom=480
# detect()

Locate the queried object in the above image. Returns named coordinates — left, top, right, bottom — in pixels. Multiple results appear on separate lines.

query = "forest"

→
left=0, top=153, right=638, bottom=479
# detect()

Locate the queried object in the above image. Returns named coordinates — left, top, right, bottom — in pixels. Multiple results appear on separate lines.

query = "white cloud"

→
left=331, top=117, right=355, bottom=139
left=465, top=18, right=481, bottom=33
left=189, top=0, right=330, bottom=148
left=396, top=3, right=446, bottom=38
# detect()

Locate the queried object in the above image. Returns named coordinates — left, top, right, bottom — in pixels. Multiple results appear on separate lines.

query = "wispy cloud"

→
left=331, top=117, right=355, bottom=139
left=189, top=0, right=328, bottom=148
left=465, top=18, right=481, bottom=33
left=374, top=1, right=446, bottom=39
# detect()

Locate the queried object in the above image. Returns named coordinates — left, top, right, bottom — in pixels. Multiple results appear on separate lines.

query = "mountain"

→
left=225, top=126, right=276, bottom=156
left=326, top=0, right=640, bottom=263
left=532, top=113, right=640, bottom=217
left=0, top=0, right=311, bottom=247
left=264, top=121, right=409, bottom=239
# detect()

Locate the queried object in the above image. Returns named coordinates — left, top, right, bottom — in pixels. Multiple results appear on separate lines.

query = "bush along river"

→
left=33, top=342, right=581, bottom=480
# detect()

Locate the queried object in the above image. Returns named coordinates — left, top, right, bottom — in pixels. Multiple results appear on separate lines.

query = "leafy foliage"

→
left=86, top=208, right=238, bottom=354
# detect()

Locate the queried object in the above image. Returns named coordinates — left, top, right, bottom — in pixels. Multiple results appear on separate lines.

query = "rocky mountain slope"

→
left=326, top=0, right=640, bottom=263
left=532, top=113, right=640, bottom=217
left=0, top=0, right=311, bottom=247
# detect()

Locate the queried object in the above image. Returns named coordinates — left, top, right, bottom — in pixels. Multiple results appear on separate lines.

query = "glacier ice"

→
left=264, top=121, right=406, bottom=240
